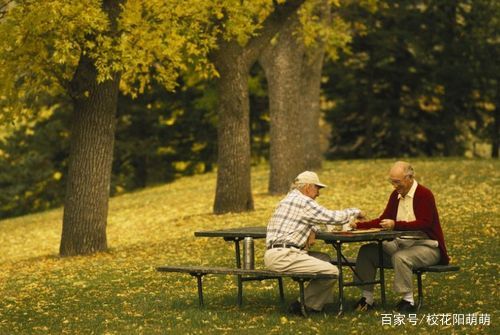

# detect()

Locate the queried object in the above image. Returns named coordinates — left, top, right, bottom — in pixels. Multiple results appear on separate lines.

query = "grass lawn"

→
left=0, top=158, right=498, bottom=334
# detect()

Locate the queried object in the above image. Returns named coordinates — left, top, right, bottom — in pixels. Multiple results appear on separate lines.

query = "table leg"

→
left=234, top=239, right=242, bottom=268
left=334, top=242, right=344, bottom=315
left=278, top=278, right=285, bottom=304
left=234, top=239, right=244, bottom=306
left=196, top=274, right=204, bottom=307
left=378, top=241, right=386, bottom=307
left=298, top=279, right=308, bottom=317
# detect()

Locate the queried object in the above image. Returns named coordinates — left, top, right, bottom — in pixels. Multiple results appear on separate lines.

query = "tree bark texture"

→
left=491, top=103, right=499, bottom=158
left=301, top=49, right=325, bottom=170
left=301, top=41, right=327, bottom=170
left=60, top=0, right=122, bottom=256
left=213, top=49, right=254, bottom=213
left=259, top=1, right=330, bottom=193
left=260, top=14, right=307, bottom=194
left=301, top=0, right=330, bottom=170
left=212, top=0, right=305, bottom=213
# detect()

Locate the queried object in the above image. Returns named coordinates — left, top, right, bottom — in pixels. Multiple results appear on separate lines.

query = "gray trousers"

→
left=264, top=248, right=338, bottom=311
left=354, top=241, right=440, bottom=294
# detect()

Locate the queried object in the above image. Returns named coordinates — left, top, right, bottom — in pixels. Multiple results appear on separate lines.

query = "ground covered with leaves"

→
left=0, top=158, right=498, bottom=334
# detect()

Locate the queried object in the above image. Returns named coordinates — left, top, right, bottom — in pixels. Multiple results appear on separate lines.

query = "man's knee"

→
left=357, top=243, right=378, bottom=264
left=392, top=252, right=412, bottom=268
left=326, top=263, right=339, bottom=276
left=316, top=262, right=338, bottom=276
left=359, top=243, right=378, bottom=257
left=309, top=251, right=331, bottom=263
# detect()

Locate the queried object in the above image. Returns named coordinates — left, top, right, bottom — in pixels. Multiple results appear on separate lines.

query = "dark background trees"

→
left=324, top=0, right=498, bottom=159
left=0, top=0, right=498, bottom=225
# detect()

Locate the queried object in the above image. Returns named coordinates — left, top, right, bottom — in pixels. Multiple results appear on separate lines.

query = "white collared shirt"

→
left=396, top=180, right=418, bottom=222
left=389, top=179, right=438, bottom=250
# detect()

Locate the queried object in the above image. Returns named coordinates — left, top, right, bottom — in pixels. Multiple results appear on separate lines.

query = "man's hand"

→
left=357, top=211, right=366, bottom=220
left=380, top=219, right=395, bottom=230
left=349, top=211, right=366, bottom=230
left=305, top=230, right=316, bottom=250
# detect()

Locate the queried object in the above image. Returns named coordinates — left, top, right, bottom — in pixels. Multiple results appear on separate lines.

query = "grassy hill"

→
left=0, top=159, right=498, bottom=334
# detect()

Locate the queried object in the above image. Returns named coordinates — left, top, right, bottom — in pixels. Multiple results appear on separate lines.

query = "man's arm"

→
left=355, top=192, right=398, bottom=229
left=305, top=199, right=362, bottom=226
left=304, top=230, right=316, bottom=250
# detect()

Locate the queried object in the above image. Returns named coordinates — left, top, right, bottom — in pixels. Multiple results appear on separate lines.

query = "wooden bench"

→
left=412, top=264, right=460, bottom=310
left=156, top=265, right=338, bottom=317
left=331, top=258, right=460, bottom=311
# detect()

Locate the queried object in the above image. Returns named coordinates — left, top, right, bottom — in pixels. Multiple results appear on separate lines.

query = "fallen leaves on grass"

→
left=0, top=159, right=498, bottom=334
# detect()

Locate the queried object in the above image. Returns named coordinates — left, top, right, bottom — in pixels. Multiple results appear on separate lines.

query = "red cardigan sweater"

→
left=357, top=184, right=450, bottom=265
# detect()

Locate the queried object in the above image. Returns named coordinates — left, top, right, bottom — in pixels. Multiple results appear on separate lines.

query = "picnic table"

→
left=194, top=226, right=422, bottom=314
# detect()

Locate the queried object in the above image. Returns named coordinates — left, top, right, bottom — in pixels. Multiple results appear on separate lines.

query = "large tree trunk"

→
left=60, top=0, right=122, bottom=256
left=213, top=49, right=254, bottom=213
left=213, top=0, right=305, bottom=213
left=301, top=41, right=326, bottom=170
left=302, top=0, right=330, bottom=170
left=259, top=1, right=330, bottom=193
left=491, top=102, right=499, bottom=158
left=260, top=14, right=306, bottom=194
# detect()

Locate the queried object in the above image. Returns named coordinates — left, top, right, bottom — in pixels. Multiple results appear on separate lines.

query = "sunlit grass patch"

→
left=0, top=158, right=498, bottom=334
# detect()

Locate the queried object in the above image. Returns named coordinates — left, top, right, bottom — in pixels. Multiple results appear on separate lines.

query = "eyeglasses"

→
left=388, top=176, right=408, bottom=185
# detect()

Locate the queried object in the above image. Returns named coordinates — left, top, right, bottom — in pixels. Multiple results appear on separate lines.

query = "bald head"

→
left=389, top=161, right=415, bottom=196
left=390, top=161, right=414, bottom=179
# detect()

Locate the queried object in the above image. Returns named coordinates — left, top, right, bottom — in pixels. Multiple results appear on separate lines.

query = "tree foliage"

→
left=0, top=0, right=220, bottom=121
left=0, top=0, right=303, bottom=220
left=0, top=0, right=497, bottom=223
left=0, top=0, right=107, bottom=121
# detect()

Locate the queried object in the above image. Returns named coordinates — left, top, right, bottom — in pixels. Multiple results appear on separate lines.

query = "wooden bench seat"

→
left=156, top=265, right=337, bottom=316
left=158, top=263, right=459, bottom=314
left=330, top=258, right=460, bottom=310
left=412, top=264, right=460, bottom=310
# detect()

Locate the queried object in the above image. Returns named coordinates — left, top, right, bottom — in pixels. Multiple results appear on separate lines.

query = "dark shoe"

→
left=396, top=299, right=416, bottom=313
left=288, top=301, right=304, bottom=316
left=353, top=297, right=374, bottom=311
left=288, top=301, right=320, bottom=317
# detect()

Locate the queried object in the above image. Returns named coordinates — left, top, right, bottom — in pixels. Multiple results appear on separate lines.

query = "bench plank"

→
left=157, top=264, right=459, bottom=313
left=333, top=261, right=460, bottom=311
left=415, top=264, right=460, bottom=273
left=413, top=264, right=460, bottom=311
left=157, top=265, right=337, bottom=316
left=156, top=265, right=337, bottom=279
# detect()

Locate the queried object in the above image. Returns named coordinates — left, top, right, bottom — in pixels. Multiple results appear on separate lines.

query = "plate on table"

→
left=349, top=228, right=387, bottom=234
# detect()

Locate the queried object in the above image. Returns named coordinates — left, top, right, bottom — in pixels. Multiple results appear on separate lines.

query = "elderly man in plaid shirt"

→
left=264, top=171, right=364, bottom=315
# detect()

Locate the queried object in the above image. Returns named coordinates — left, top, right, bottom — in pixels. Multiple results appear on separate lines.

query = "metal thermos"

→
left=243, top=237, right=255, bottom=269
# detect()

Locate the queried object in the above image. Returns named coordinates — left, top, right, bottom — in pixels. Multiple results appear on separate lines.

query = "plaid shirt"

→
left=266, top=189, right=361, bottom=249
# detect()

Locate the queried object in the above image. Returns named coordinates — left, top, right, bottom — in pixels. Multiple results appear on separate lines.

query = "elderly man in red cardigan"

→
left=351, top=161, right=449, bottom=313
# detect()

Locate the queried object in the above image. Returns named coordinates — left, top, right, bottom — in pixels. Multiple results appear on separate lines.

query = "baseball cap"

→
left=295, top=171, right=327, bottom=188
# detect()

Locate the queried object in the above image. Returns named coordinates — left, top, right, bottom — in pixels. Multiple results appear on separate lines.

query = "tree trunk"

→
left=60, top=0, right=122, bottom=256
left=301, top=43, right=326, bottom=170
left=492, top=103, right=499, bottom=158
left=260, top=1, right=330, bottom=193
left=212, top=0, right=305, bottom=213
left=301, top=50, right=324, bottom=170
left=213, top=48, right=254, bottom=213
left=302, top=0, right=331, bottom=170
left=260, top=14, right=306, bottom=194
